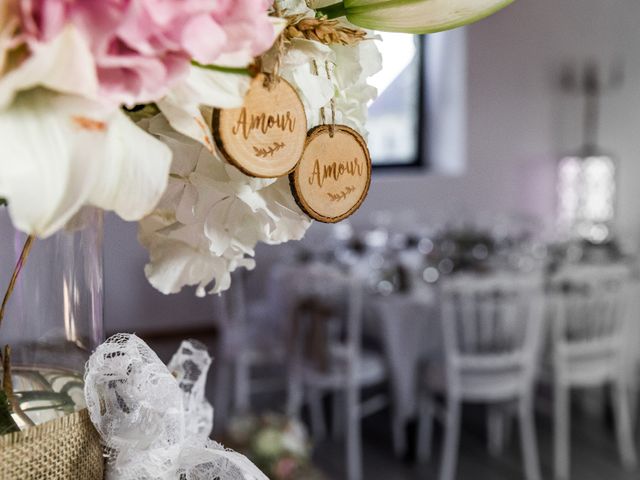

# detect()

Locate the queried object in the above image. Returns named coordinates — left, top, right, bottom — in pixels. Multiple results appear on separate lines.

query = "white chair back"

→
left=439, top=273, right=545, bottom=399
left=549, top=264, right=632, bottom=384
left=289, top=264, right=364, bottom=369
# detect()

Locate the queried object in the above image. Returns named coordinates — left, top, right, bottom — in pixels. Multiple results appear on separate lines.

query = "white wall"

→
left=104, top=0, right=640, bottom=333
left=361, top=0, right=640, bottom=238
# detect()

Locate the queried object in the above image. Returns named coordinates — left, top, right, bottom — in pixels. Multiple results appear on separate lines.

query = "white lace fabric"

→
left=84, top=334, right=267, bottom=480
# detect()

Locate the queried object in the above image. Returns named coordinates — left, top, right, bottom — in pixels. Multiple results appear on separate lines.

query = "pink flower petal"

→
left=181, top=14, right=226, bottom=64
left=16, top=0, right=276, bottom=105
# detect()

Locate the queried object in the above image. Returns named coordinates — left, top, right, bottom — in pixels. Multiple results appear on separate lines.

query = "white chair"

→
left=286, top=265, right=389, bottom=480
left=548, top=264, right=638, bottom=479
left=214, top=267, right=295, bottom=423
left=417, top=273, right=545, bottom=480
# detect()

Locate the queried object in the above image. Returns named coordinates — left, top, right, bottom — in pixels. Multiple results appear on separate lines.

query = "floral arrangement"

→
left=0, top=0, right=515, bottom=478
left=0, top=0, right=513, bottom=296
left=224, top=413, right=325, bottom=480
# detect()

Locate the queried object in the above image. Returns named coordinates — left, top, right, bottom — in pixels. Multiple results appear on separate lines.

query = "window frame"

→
left=370, top=35, right=428, bottom=171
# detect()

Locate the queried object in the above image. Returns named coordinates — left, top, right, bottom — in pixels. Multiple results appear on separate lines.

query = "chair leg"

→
left=487, top=406, right=506, bottom=457
left=346, top=384, right=362, bottom=480
left=518, top=397, right=542, bottom=480
left=416, top=395, right=434, bottom=463
left=286, top=369, right=303, bottom=420
left=629, top=382, right=638, bottom=430
left=233, top=356, right=250, bottom=413
left=612, top=379, right=638, bottom=470
left=308, top=387, right=327, bottom=442
left=392, top=413, right=407, bottom=459
left=554, top=383, right=570, bottom=480
left=332, top=392, right=345, bottom=440
left=212, top=359, right=232, bottom=435
left=439, top=399, right=461, bottom=480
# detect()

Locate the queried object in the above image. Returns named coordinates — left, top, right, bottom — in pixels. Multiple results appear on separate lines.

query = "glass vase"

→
left=0, top=207, right=103, bottom=429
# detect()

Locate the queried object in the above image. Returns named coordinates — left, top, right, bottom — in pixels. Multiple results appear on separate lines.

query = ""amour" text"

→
left=232, top=108, right=296, bottom=140
left=308, top=158, right=364, bottom=188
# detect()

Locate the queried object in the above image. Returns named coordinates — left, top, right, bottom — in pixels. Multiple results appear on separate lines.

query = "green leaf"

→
left=190, top=61, right=251, bottom=76
left=0, top=391, right=19, bottom=435
left=0, top=198, right=6, bottom=207
left=318, top=0, right=514, bottom=34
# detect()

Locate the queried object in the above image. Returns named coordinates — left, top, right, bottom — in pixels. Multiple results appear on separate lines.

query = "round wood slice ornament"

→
left=290, top=125, right=372, bottom=223
left=212, top=73, right=307, bottom=178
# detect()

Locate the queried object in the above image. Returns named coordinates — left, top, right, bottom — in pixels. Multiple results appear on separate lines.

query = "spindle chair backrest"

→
left=439, top=273, right=545, bottom=398
left=549, top=264, right=632, bottom=383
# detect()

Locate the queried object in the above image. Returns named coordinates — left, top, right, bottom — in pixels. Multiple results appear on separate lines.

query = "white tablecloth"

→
left=366, top=288, right=440, bottom=426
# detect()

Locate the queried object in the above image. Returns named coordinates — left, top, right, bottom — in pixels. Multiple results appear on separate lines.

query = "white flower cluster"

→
left=139, top=0, right=382, bottom=296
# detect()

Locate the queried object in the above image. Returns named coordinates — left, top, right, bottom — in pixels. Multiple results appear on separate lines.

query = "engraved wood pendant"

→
left=290, top=125, right=372, bottom=223
left=212, top=73, right=308, bottom=178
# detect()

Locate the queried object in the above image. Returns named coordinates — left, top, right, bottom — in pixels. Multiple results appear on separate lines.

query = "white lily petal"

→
left=0, top=90, right=171, bottom=237
left=0, top=90, right=104, bottom=236
left=89, top=110, right=171, bottom=222
left=0, top=25, right=98, bottom=109
left=333, top=0, right=514, bottom=34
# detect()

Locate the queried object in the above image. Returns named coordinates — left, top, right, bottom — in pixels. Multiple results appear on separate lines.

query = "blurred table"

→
left=260, top=258, right=640, bottom=459
left=366, top=287, right=441, bottom=455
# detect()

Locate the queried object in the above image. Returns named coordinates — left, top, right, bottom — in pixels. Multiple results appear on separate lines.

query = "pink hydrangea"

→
left=18, top=0, right=275, bottom=105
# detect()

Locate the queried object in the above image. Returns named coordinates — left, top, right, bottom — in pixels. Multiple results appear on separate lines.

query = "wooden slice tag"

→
left=290, top=125, right=372, bottom=223
left=212, top=73, right=307, bottom=178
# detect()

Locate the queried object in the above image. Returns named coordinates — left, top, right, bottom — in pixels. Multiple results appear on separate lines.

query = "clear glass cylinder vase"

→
left=0, top=207, right=103, bottom=429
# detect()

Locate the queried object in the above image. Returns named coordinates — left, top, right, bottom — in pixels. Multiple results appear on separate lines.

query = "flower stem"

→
left=2, top=345, right=34, bottom=428
left=0, top=236, right=36, bottom=430
left=191, top=61, right=251, bottom=76
left=316, top=2, right=348, bottom=19
left=0, top=235, right=34, bottom=333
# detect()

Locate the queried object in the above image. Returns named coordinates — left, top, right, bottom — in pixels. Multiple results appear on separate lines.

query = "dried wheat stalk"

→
left=285, top=16, right=367, bottom=46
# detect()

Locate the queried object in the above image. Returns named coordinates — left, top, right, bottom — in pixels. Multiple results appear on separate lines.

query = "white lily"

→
left=0, top=25, right=98, bottom=109
left=315, top=0, right=514, bottom=34
left=0, top=90, right=171, bottom=237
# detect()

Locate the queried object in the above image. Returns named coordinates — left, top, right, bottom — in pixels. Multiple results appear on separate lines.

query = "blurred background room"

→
left=103, top=1, right=640, bottom=479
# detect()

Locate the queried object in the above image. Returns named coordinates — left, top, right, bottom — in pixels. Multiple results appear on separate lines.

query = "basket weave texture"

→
left=0, top=408, right=104, bottom=480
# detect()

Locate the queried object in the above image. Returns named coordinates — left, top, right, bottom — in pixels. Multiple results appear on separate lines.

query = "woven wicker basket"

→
left=0, top=408, right=104, bottom=480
